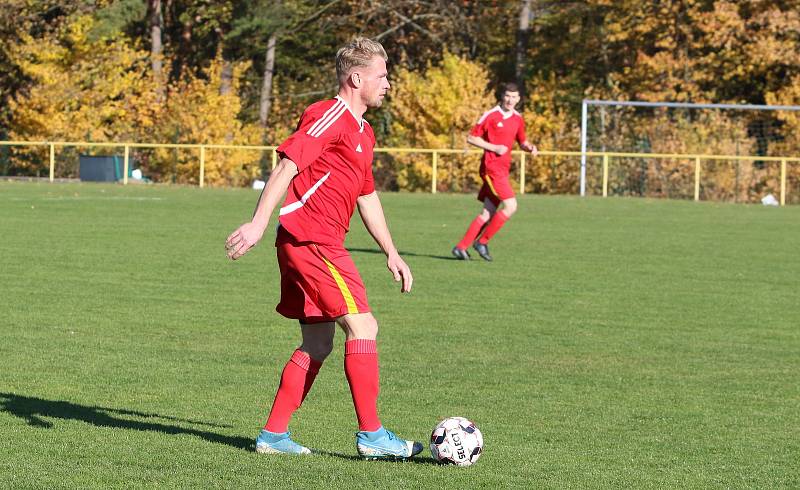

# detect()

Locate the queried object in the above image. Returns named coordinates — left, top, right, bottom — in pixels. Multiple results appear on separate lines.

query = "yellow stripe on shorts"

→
left=485, top=175, right=499, bottom=197
left=320, top=255, right=359, bottom=314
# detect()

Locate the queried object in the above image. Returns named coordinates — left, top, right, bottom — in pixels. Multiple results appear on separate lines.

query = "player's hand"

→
left=387, top=252, right=413, bottom=293
left=493, top=144, right=508, bottom=156
left=529, top=144, right=539, bottom=157
left=225, top=222, right=264, bottom=260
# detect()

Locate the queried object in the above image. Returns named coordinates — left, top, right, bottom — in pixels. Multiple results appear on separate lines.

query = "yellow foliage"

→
left=150, top=56, right=262, bottom=186
left=522, top=75, right=580, bottom=194
left=7, top=15, right=261, bottom=186
left=766, top=76, right=800, bottom=156
left=8, top=15, right=161, bottom=175
left=388, top=53, right=493, bottom=191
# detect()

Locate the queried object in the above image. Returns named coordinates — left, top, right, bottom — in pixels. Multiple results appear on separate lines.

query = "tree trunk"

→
left=149, top=0, right=165, bottom=102
left=259, top=32, right=277, bottom=128
left=515, top=0, right=531, bottom=106
left=171, top=17, right=193, bottom=83
left=220, top=61, right=233, bottom=96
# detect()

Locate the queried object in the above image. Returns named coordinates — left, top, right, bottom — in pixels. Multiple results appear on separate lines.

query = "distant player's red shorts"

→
left=477, top=173, right=515, bottom=206
left=275, top=226, right=370, bottom=323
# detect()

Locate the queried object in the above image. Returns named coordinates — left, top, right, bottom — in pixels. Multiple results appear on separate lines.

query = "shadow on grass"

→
left=347, top=247, right=457, bottom=261
left=313, top=449, right=440, bottom=466
left=0, top=392, right=252, bottom=451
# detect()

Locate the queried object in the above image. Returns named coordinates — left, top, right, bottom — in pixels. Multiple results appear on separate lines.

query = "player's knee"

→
left=338, top=312, right=379, bottom=340
left=479, top=210, right=492, bottom=222
left=302, top=338, right=334, bottom=361
left=503, top=199, right=518, bottom=216
left=358, top=314, right=379, bottom=338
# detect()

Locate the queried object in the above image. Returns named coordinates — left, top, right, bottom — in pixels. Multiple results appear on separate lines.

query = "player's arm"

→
left=225, top=158, right=298, bottom=260
left=516, top=118, right=538, bottom=156
left=356, top=191, right=413, bottom=293
left=519, top=140, right=539, bottom=157
left=467, top=134, right=507, bottom=155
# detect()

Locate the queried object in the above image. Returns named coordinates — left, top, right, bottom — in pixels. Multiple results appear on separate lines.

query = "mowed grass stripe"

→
left=0, top=181, right=798, bottom=488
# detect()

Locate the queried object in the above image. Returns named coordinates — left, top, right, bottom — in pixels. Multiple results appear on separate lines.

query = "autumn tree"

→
left=388, top=52, right=494, bottom=191
left=6, top=15, right=161, bottom=176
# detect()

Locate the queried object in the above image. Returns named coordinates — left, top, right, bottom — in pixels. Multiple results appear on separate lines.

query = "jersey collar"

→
left=335, top=95, right=366, bottom=132
left=496, top=105, right=516, bottom=120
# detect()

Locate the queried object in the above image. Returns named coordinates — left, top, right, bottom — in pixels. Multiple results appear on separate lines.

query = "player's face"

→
left=358, top=56, right=390, bottom=108
left=501, top=91, right=520, bottom=111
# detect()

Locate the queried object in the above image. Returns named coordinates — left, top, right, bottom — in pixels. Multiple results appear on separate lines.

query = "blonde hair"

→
left=335, top=37, right=388, bottom=86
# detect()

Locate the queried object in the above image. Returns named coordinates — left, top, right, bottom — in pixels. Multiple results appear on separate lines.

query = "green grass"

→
left=1, top=180, right=798, bottom=488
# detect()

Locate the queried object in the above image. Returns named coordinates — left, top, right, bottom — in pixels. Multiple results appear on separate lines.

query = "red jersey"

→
left=469, top=106, right=527, bottom=176
left=276, top=96, right=376, bottom=246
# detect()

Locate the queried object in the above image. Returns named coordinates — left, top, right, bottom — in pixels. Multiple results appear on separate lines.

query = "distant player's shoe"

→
left=472, top=241, right=493, bottom=261
left=356, top=427, right=424, bottom=460
left=451, top=246, right=471, bottom=260
left=255, top=429, right=311, bottom=455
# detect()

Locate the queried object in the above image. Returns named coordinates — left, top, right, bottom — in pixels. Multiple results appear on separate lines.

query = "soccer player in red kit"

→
left=225, top=38, right=423, bottom=459
left=452, top=83, right=538, bottom=261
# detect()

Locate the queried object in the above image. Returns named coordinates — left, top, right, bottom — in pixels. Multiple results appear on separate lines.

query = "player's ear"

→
left=350, top=71, right=362, bottom=88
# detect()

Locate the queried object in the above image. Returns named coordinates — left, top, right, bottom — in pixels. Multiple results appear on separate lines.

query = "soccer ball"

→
left=429, top=417, right=483, bottom=466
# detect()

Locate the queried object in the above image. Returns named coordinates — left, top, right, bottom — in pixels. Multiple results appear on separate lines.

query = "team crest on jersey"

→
left=356, top=143, right=363, bottom=153
left=497, top=121, right=504, bottom=127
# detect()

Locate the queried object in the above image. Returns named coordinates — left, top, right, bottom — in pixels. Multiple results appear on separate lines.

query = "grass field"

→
left=1, top=180, right=798, bottom=488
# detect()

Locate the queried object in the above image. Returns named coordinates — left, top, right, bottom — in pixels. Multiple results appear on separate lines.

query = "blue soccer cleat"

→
left=255, top=429, right=311, bottom=455
left=356, top=427, right=424, bottom=460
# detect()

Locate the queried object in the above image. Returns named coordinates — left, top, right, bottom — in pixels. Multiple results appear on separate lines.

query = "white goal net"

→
left=580, top=100, right=800, bottom=203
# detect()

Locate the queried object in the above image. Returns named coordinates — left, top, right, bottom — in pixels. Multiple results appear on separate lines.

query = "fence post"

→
left=694, top=157, right=701, bottom=201
left=271, top=149, right=278, bottom=169
left=781, top=159, right=787, bottom=206
left=199, top=145, right=205, bottom=188
left=520, top=152, right=526, bottom=194
left=49, top=143, right=55, bottom=182
left=602, top=153, right=609, bottom=197
left=123, top=145, right=130, bottom=185
left=431, top=151, right=438, bottom=194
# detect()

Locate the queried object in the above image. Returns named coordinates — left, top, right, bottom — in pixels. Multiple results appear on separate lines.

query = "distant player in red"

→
left=452, top=83, right=538, bottom=261
left=225, top=38, right=423, bottom=460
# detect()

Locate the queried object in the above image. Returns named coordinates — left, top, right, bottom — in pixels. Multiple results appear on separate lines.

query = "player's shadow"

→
left=347, top=247, right=457, bottom=261
left=0, top=392, right=252, bottom=451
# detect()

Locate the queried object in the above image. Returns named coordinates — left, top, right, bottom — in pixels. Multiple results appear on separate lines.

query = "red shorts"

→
left=275, top=227, right=370, bottom=323
left=477, top=173, right=515, bottom=206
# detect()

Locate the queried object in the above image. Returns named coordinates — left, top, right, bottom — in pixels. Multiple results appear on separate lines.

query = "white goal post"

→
left=579, top=99, right=800, bottom=197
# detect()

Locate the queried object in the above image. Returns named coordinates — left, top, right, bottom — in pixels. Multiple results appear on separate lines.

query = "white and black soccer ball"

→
left=429, top=417, right=483, bottom=466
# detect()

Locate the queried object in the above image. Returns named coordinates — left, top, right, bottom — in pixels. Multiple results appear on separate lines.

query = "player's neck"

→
left=337, top=90, right=367, bottom=120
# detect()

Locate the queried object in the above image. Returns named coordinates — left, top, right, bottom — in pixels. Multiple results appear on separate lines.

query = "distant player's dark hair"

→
left=500, top=83, right=520, bottom=95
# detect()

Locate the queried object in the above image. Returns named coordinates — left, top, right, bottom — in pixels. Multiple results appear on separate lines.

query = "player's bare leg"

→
left=298, top=321, right=336, bottom=361
left=480, top=198, right=499, bottom=221
left=337, top=313, right=423, bottom=459
left=499, top=196, right=517, bottom=217
left=256, top=322, right=335, bottom=455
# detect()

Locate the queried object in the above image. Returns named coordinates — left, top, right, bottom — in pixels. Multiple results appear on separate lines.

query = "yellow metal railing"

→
left=1, top=141, right=797, bottom=205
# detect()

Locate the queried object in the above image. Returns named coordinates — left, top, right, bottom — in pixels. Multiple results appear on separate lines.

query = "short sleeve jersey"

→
left=469, top=106, right=526, bottom=176
left=276, top=96, right=375, bottom=246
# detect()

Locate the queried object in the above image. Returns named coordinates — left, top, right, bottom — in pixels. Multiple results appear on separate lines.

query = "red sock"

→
left=344, top=339, right=381, bottom=431
left=478, top=211, right=509, bottom=244
left=457, top=216, right=488, bottom=250
left=264, top=349, right=322, bottom=433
